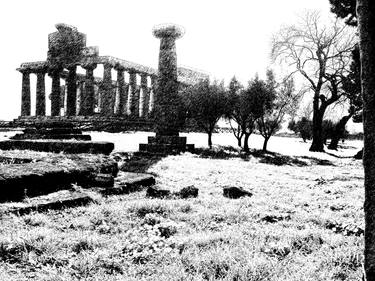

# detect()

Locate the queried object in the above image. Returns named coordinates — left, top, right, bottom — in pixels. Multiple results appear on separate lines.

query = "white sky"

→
left=0, top=0, right=331, bottom=120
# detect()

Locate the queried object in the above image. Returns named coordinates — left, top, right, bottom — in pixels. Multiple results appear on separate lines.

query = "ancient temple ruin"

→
left=17, top=23, right=208, bottom=125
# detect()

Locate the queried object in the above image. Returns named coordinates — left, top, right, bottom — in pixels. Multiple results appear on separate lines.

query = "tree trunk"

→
left=243, top=133, right=251, bottom=153
left=357, top=0, right=375, bottom=279
left=237, top=135, right=243, bottom=147
left=310, top=106, right=325, bottom=152
left=328, top=114, right=352, bottom=150
left=262, top=137, right=270, bottom=152
left=208, top=131, right=213, bottom=149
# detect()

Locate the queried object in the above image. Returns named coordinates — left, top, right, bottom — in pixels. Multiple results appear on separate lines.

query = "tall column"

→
left=100, top=63, right=114, bottom=116
left=49, top=68, right=62, bottom=117
left=114, top=64, right=126, bottom=116
left=35, top=70, right=46, bottom=116
left=139, top=73, right=149, bottom=118
left=66, top=65, right=77, bottom=116
left=20, top=69, right=31, bottom=116
left=76, top=81, right=84, bottom=116
left=80, top=63, right=97, bottom=116
left=149, top=75, right=157, bottom=114
left=153, top=24, right=184, bottom=136
left=128, top=71, right=138, bottom=118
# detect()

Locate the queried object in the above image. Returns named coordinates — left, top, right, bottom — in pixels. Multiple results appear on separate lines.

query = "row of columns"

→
left=20, top=64, right=156, bottom=118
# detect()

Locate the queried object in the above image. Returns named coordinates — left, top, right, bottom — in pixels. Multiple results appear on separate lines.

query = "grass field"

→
left=0, top=132, right=365, bottom=280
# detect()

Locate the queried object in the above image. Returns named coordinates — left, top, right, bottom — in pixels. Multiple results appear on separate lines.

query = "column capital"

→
left=18, top=67, right=32, bottom=74
left=103, top=62, right=114, bottom=69
left=81, top=63, right=97, bottom=70
left=114, top=63, right=126, bottom=72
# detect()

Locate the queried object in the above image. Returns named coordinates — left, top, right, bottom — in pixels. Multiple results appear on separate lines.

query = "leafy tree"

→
left=288, top=117, right=313, bottom=142
left=357, top=0, right=375, bottom=279
left=271, top=10, right=356, bottom=152
left=226, top=76, right=245, bottom=147
left=329, top=0, right=357, bottom=26
left=241, top=75, right=274, bottom=152
left=328, top=45, right=362, bottom=149
left=185, top=79, right=228, bottom=148
left=257, top=71, right=301, bottom=151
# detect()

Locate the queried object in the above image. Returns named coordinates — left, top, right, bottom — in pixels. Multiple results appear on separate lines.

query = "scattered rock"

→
left=325, top=220, right=364, bottom=236
left=146, top=186, right=171, bottom=198
left=92, top=174, right=114, bottom=187
left=116, top=172, right=156, bottom=194
left=330, top=204, right=345, bottom=211
left=223, top=186, right=252, bottom=199
left=260, top=214, right=291, bottom=223
left=175, top=185, right=199, bottom=198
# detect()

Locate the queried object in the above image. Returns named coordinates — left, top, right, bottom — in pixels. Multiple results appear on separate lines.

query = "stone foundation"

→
left=139, top=135, right=194, bottom=154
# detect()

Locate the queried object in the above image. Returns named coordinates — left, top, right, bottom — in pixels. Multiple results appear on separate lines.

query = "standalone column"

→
left=80, top=63, right=96, bottom=116
left=114, top=65, right=126, bottom=115
left=153, top=24, right=183, bottom=136
left=20, top=69, right=31, bottom=116
left=128, top=71, right=138, bottom=118
left=139, top=74, right=149, bottom=118
left=100, top=63, right=114, bottom=116
left=49, top=68, right=62, bottom=117
left=35, top=70, right=46, bottom=116
left=66, top=65, right=77, bottom=116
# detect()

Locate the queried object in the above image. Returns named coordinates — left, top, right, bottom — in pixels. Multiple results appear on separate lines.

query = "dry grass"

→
left=0, top=133, right=364, bottom=280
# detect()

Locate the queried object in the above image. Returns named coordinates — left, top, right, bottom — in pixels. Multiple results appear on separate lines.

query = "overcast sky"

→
left=0, top=0, right=331, bottom=120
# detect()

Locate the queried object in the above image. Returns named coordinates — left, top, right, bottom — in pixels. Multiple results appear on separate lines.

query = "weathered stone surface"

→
left=115, top=171, right=155, bottom=193
left=175, top=185, right=199, bottom=198
left=0, top=140, right=114, bottom=154
left=93, top=173, right=114, bottom=187
left=0, top=190, right=96, bottom=215
left=0, top=152, right=117, bottom=202
left=146, top=186, right=171, bottom=198
left=223, top=186, right=253, bottom=199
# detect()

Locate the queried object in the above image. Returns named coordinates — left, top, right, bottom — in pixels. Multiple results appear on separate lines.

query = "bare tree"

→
left=357, top=0, right=375, bottom=279
left=271, top=11, right=356, bottom=151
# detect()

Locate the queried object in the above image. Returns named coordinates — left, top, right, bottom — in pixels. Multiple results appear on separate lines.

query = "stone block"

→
left=0, top=140, right=114, bottom=154
left=0, top=190, right=95, bottom=215
left=223, top=186, right=253, bottom=199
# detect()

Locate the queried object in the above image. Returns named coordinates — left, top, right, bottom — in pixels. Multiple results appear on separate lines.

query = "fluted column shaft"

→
left=115, top=65, right=126, bottom=115
left=35, top=71, right=46, bottom=116
left=20, top=70, right=31, bottom=116
left=140, top=74, right=149, bottom=118
left=81, top=64, right=96, bottom=115
left=49, top=68, right=62, bottom=117
left=66, top=65, right=77, bottom=116
left=129, top=71, right=138, bottom=117
left=100, top=63, right=114, bottom=116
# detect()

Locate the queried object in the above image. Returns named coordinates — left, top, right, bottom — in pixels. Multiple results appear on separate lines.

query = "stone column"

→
left=149, top=75, right=157, bottom=114
left=100, top=63, right=114, bottom=116
left=76, top=81, right=84, bottom=116
left=49, top=68, right=62, bottom=117
left=66, top=65, right=77, bottom=116
left=35, top=69, right=47, bottom=116
left=20, top=69, right=31, bottom=116
left=128, top=71, right=138, bottom=118
left=139, top=73, right=149, bottom=118
left=114, top=64, right=126, bottom=115
left=80, top=63, right=97, bottom=115
left=153, top=24, right=184, bottom=136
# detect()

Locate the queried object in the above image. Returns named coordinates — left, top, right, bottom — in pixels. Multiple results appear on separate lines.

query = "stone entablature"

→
left=17, top=24, right=209, bottom=119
